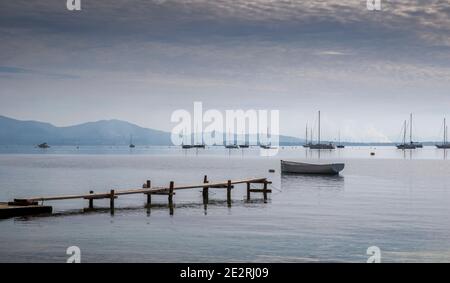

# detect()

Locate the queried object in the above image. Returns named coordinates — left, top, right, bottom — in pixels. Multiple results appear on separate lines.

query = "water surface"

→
left=0, top=146, right=449, bottom=262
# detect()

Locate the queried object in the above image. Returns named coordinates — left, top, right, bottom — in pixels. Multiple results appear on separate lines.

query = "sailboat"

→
left=129, top=135, right=135, bottom=148
left=182, top=127, right=205, bottom=149
left=192, top=127, right=206, bottom=148
left=396, top=113, right=422, bottom=149
left=309, top=111, right=335, bottom=150
left=238, top=130, right=250, bottom=148
left=225, top=130, right=239, bottom=149
left=337, top=130, right=345, bottom=148
left=436, top=118, right=450, bottom=149
left=259, top=126, right=277, bottom=149
left=303, top=123, right=310, bottom=148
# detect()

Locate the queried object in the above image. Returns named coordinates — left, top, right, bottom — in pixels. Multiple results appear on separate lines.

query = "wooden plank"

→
left=148, top=192, right=176, bottom=196
left=227, top=180, right=232, bottom=206
left=168, top=178, right=267, bottom=191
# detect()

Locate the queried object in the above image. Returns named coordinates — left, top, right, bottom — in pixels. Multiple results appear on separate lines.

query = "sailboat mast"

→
left=447, top=125, right=448, bottom=145
left=403, top=120, right=407, bottom=144
left=410, top=113, right=413, bottom=144
left=318, top=111, right=321, bottom=144
left=305, top=123, right=308, bottom=145
left=445, top=118, right=447, bottom=144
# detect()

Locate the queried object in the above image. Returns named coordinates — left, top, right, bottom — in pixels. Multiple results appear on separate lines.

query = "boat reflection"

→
left=281, top=172, right=345, bottom=192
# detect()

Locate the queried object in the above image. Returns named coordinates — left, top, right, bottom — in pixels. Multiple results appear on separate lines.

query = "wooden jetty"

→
left=1, top=176, right=272, bottom=218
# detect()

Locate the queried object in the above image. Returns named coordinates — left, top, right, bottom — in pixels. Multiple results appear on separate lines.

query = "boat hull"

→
left=281, top=160, right=345, bottom=175
left=436, top=144, right=450, bottom=149
left=397, top=144, right=418, bottom=149
left=225, top=145, right=239, bottom=149
left=309, top=144, right=336, bottom=150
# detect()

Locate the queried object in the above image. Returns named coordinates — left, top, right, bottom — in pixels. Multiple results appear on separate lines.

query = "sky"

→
left=1, top=0, right=450, bottom=142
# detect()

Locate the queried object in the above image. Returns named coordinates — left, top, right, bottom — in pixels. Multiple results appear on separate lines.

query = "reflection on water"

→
left=2, top=145, right=450, bottom=161
left=281, top=173, right=344, bottom=192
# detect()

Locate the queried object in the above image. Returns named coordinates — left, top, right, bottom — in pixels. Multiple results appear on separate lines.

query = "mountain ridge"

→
left=0, top=115, right=306, bottom=146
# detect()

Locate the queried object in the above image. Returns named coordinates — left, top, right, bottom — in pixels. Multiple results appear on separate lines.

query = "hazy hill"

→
left=0, top=115, right=172, bottom=145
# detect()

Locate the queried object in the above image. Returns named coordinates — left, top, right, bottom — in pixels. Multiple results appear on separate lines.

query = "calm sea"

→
left=0, top=146, right=449, bottom=262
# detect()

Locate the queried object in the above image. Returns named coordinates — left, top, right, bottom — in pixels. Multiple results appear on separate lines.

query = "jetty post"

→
left=227, top=180, right=232, bottom=207
left=263, top=180, right=268, bottom=203
left=246, top=182, right=251, bottom=201
left=202, top=175, right=209, bottom=205
left=110, top=190, right=115, bottom=215
left=89, top=190, right=94, bottom=209
left=146, top=180, right=152, bottom=206
left=169, top=181, right=174, bottom=215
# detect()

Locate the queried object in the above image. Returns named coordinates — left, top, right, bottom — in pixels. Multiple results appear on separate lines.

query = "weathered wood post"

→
left=227, top=180, right=232, bottom=207
left=203, top=175, right=209, bottom=205
left=110, top=189, right=115, bottom=215
left=89, top=190, right=94, bottom=209
left=263, top=180, right=268, bottom=203
left=146, top=180, right=151, bottom=206
left=246, top=182, right=251, bottom=201
left=169, top=181, right=174, bottom=215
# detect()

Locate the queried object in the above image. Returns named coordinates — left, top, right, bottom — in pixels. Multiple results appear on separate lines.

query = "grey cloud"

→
left=0, top=0, right=449, bottom=140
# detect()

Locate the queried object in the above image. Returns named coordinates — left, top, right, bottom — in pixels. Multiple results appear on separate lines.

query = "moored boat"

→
left=396, top=113, right=422, bottom=149
left=436, top=118, right=450, bottom=149
left=309, top=111, right=336, bottom=150
left=225, top=144, right=239, bottom=149
left=37, top=142, right=50, bottom=149
left=281, top=160, right=345, bottom=175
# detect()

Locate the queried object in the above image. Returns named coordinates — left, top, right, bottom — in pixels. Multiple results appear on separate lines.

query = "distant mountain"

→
left=4, top=115, right=423, bottom=146
left=0, top=115, right=310, bottom=146
left=0, top=115, right=172, bottom=145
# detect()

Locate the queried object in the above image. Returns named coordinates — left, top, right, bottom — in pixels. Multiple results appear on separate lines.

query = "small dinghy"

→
left=281, top=160, right=345, bottom=175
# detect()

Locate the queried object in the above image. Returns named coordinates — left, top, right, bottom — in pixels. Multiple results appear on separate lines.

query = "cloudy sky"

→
left=1, top=0, right=450, bottom=142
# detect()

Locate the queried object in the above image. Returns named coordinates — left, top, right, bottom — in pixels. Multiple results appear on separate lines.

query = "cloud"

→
left=0, top=1, right=449, bottom=140
left=0, top=66, right=79, bottom=80
left=0, top=66, right=33, bottom=74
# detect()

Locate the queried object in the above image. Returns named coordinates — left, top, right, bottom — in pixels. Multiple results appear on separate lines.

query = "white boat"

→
left=281, top=160, right=345, bottom=175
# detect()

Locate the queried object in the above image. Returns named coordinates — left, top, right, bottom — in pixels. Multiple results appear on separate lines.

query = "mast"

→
left=403, top=120, right=407, bottom=145
left=410, top=113, right=413, bottom=144
left=446, top=125, right=448, bottom=145
left=318, top=111, right=321, bottom=144
left=305, top=123, right=308, bottom=145
left=444, top=118, right=447, bottom=145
